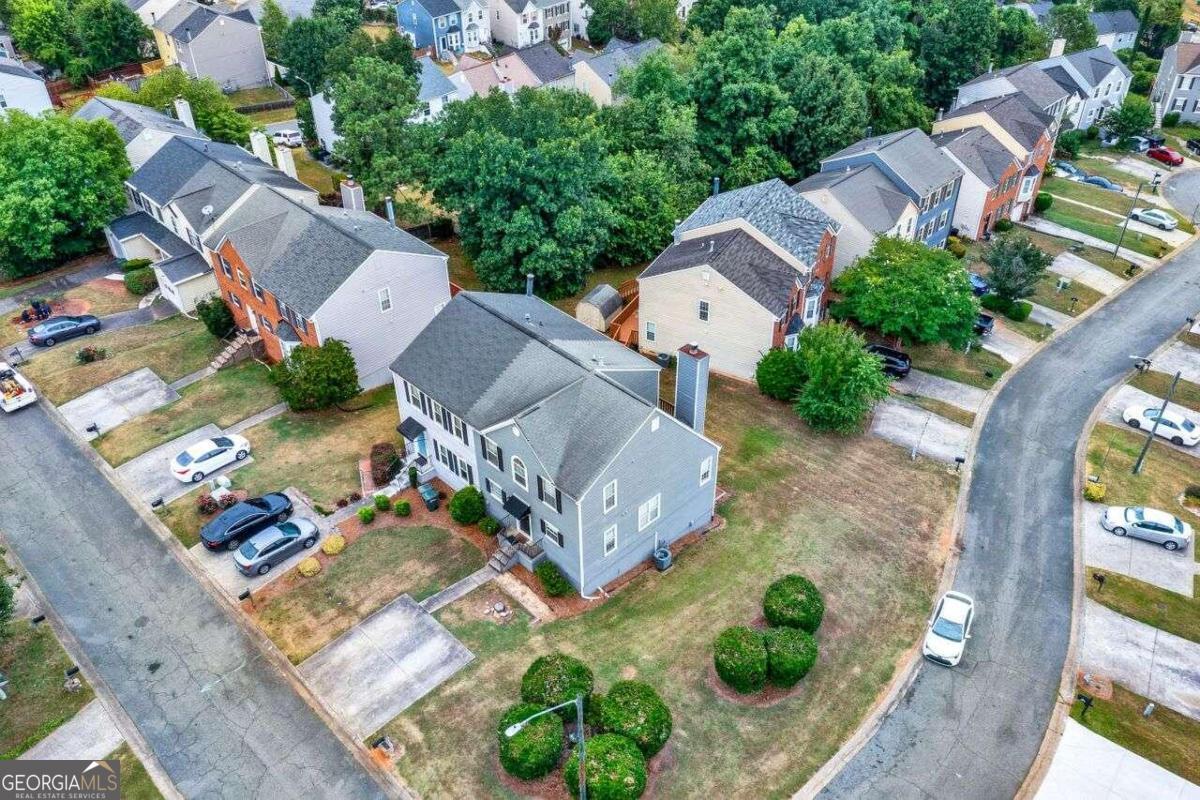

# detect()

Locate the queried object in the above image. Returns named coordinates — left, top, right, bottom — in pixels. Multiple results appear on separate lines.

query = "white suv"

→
left=923, top=591, right=975, bottom=667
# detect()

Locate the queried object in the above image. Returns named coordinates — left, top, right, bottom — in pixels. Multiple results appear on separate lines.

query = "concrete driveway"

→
left=299, top=594, right=474, bottom=739
left=981, top=319, right=1037, bottom=364
left=58, top=368, right=178, bottom=440
left=1049, top=252, right=1125, bottom=295
left=1100, top=385, right=1200, bottom=460
left=188, top=508, right=324, bottom=598
left=1081, top=600, right=1200, bottom=722
left=1081, top=502, right=1195, bottom=595
left=869, top=398, right=971, bottom=464
left=895, top=368, right=986, bottom=413
left=1152, top=341, right=1200, bottom=386
left=114, top=424, right=253, bottom=506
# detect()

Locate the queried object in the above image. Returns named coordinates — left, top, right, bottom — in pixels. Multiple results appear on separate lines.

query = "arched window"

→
left=512, top=456, right=527, bottom=490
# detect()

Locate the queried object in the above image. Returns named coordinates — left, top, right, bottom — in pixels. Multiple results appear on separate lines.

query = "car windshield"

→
left=1176, top=518, right=1186, bottom=533
left=932, top=616, right=964, bottom=642
left=238, top=539, right=260, bottom=558
left=1129, top=508, right=1143, bottom=522
left=175, top=451, right=194, bottom=466
left=277, top=522, right=299, bottom=537
left=213, top=436, right=234, bottom=448
left=247, top=498, right=269, bottom=510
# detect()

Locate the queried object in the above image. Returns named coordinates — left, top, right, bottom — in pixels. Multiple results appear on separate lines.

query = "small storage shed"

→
left=575, top=283, right=623, bottom=331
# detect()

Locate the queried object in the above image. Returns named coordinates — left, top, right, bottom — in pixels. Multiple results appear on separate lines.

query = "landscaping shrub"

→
left=713, top=626, right=768, bottom=694
left=369, top=442, right=400, bottom=487
left=75, top=345, right=107, bottom=364
left=994, top=219, right=1013, bottom=232
left=196, top=493, right=219, bottom=515
left=336, top=497, right=349, bottom=509
left=980, top=293, right=1014, bottom=315
left=408, top=465, right=419, bottom=488
left=349, top=491, right=362, bottom=502
left=1086, top=125, right=1099, bottom=140
left=321, top=534, right=346, bottom=556
left=395, top=499, right=411, bottom=516
left=946, top=236, right=967, bottom=259
left=195, top=296, right=235, bottom=338
left=497, top=702, right=565, bottom=780
left=1083, top=481, right=1106, bottom=502
left=298, top=556, right=321, bottom=577
left=217, top=493, right=238, bottom=509
left=269, top=339, right=361, bottom=412
left=521, top=653, right=594, bottom=720
left=123, top=266, right=157, bottom=296
left=119, top=258, right=152, bottom=273
left=596, top=681, right=672, bottom=757
left=1006, top=301, right=1033, bottom=322
left=1185, top=485, right=1200, bottom=503
left=764, top=627, right=819, bottom=687
left=563, top=733, right=646, bottom=800
left=357, top=506, right=376, bottom=524
left=535, top=560, right=572, bottom=597
left=754, top=348, right=805, bottom=401
left=763, top=574, right=825, bottom=633
left=449, top=485, right=486, bottom=524
left=373, top=493, right=391, bottom=512
left=479, top=516, right=501, bottom=536
left=1164, top=112, right=1181, bottom=128
left=1034, top=192, right=1053, bottom=213
left=1055, top=130, right=1083, bottom=159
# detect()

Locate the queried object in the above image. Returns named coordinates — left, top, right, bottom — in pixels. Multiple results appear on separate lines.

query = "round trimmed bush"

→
left=357, top=506, right=376, bottom=524
left=520, top=653, right=594, bottom=720
left=321, top=534, right=346, bottom=555
left=1034, top=192, right=1053, bottom=213
left=1083, top=481, right=1106, bottom=502
left=713, top=626, right=768, bottom=694
left=597, top=681, right=672, bottom=756
left=297, top=557, right=321, bottom=577
left=764, top=627, right=818, bottom=687
left=535, top=560, right=572, bottom=597
left=497, top=702, right=565, bottom=780
left=395, top=499, right=411, bottom=516
left=1006, top=301, right=1033, bottom=322
left=373, top=493, right=391, bottom=512
left=563, top=733, right=646, bottom=800
left=124, top=266, right=157, bottom=296
left=480, top=516, right=501, bottom=536
left=763, top=574, right=825, bottom=633
left=449, top=485, right=486, bottom=524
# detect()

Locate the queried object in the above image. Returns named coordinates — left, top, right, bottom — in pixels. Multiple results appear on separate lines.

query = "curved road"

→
left=0, top=405, right=386, bottom=798
left=822, top=209, right=1200, bottom=796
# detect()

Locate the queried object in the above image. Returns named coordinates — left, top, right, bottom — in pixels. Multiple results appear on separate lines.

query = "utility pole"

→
left=1114, top=172, right=1161, bottom=258
left=1133, top=370, right=1181, bottom=475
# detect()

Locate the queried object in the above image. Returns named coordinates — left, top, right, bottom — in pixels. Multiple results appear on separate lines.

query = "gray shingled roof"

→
left=154, top=0, right=254, bottom=38
left=794, top=164, right=915, bottom=234
left=74, top=96, right=207, bottom=145
left=416, top=55, right=456, bottom=101
left=822, top=129, right=962, bottom=198
left=674, top=178, right=837, bottom=271
left=931, top=128, right=1017, bottom=188
left=204, top=185, right=444, bottom=317
left=156, top=251, right=212, bottom=283
left=944, top=93, right=1054, bottom=152
left=640, top=229, right=798, bottom=317
left=1089, top=10, right=1139, bottom=36
left=514, top=42, right=585, bottom=84
left=1000, top=64, right=1073, bottom=109
left=107, top=211, right=195, bottom=258
left=390, top=292, right=662, bottom=496
left=581, top=38, right=661, bottom=88
left=0, top=56, right=39, bottom=81
left=1063, top=46, right=1131, bottom=88
left=417, top=0, right=460, bottom=17
left=579, top=283, right=622, bottom=320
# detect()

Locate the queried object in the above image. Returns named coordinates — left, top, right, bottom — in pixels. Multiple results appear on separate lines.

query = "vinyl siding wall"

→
left=156, top=269, right=218, bottom=313
left=184, top=19, right=271, bottom=90
left=796, top=188, right=875, bottom=275
left=394, top=375, right=479, bottom=490
left=573, top=62, right=614, bottom=105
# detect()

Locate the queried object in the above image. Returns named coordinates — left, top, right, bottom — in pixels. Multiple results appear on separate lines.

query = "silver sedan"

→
left=234, top=518, right=319, bottom=576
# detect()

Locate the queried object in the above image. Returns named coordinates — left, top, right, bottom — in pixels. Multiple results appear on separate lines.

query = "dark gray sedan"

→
left=234, top=518, right=319, bottom=576
left=28, top=315, right=101, bottom=347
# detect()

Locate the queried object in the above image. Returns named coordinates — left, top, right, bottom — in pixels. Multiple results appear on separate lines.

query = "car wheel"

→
left=303, top=536, right=317, bottom=549
left=225, top=538, right=240, bottom=552
left=1112, top=526, right=1127, bottom=536
left=43, top=337, right=55, bottom=347
left=1128, top=418, right=1141, bottom=429
left=235, top=449, right=248, bottom=461
left=1172, top=435, right=1184, bottom=445
left=1160, top=223, right=1169, bottom=230
left=257, top=563, right=271, bottom=575
left=84, top=326, right=96, bottom=335
left=1164, top=540, right=1180, bottom=551
left=191, top=471, right=205, bottom=483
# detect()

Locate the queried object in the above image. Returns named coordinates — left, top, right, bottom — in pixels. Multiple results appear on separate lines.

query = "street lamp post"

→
left=1133, top=370, right=1182, bottom=475
left=1114, top=171, right=1162, bottom=258
left=504, top=695, right=587, bottom=800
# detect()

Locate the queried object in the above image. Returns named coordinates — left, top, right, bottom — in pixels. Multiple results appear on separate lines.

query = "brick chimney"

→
left=674, top=342, right=709, bottom=434
left=340, top=178, right=365, bottom=211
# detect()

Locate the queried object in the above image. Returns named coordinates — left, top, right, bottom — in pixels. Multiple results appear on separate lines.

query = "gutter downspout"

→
left=577, top=490, right=601, bottom=600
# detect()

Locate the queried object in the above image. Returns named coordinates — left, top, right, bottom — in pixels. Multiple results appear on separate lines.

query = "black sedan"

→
left=967, top=271, right=990, bottom=297
left=974, top=313, right=995, bottom=336
left=866, top=343, right=912, bottom=379
left=199, top=492, right=293, bottom=551
left=27, top=315, right=101, bottom=347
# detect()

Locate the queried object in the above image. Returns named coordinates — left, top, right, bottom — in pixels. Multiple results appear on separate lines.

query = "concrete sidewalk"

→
left=420, top=566, right=496, bottom=613
left=1151, top=341, right=1200, bottom=386
left=19, top=699, right=124, bottom=761
left=1022, top=219, right=1157, bottom=268
left=894, top=368, right=986, bottom=413
left=869, top=398, right=970, bottom=463
left=1048, top=252, right=1125, bottom=295
left=1029, top=303, right=1072, bottom=329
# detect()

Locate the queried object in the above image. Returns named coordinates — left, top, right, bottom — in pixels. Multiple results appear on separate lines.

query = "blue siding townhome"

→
left=390, top=290, right=721, bottom=596
left=396, top=0, right=462, bottom=60
left=819, top=128, right=964, bottom=249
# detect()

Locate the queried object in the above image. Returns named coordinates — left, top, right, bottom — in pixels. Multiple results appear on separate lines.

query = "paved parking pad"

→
left=59, top=368, right=178, bottom=440
left=114, top=424, right=253, bottom=506
left=1081, top=502, right=1195, bottom=594
left=895, top=368, right=986, bottom=413
left=1049, top=252, right=1124, bottom=295
left=189, top=522, right=322, bottom=598
left=1153, top=341, right=1200, bottom=386
left=1100, top=385, right=1200, bottom=460
left=869, top=398, right=970, bottom=464
left=981, top=320, right=1037, bottom=364
left=299, top=594, right=474, bottom=739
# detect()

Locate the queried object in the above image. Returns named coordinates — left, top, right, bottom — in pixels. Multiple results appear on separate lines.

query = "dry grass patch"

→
left=1131, top=371, right=1200, bottom=416
left=0, top=621, right=94, bottom=759
left=381, top=376, right=957, bottom=797
left=907, top=341, right=1009, bottom=389
left=62, top=280, right=141, bottom=317
left=293, top=148, right=344, bottom=195
left=894, top=394, right=976, bottom=429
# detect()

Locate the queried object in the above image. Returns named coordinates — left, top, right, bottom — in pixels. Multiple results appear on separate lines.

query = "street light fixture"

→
left=504, top=695, right=588, bottom=800
left=1114, top=171, right=1161, bottom=258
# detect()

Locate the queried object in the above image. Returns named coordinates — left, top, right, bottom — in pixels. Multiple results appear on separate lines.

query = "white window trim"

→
left=482, top=436, right=501, bottom=469
left=700, top=456, right=713, bottom=485
left=698, top=299, right=710, bottom=322
left=541, top=476, right=559, bottom=510
left=638, top=493, right=661, bottom=531
left=644, top=321, right=656, bottom=342
left=603, top=479, right=617, bottom=513
left=378, top=287, right=392, bottom=313
left=603, top=524, right=618, bottom=556
left=512, top=456, right=527, bottom=490
left=486, top=477, right=504, bottom=501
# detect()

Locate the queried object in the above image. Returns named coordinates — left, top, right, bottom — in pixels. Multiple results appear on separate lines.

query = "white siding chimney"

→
left=674, top=342, right=709, bottom=434
left=173, top=96, right=196, bottom=130
left=340, top=179, right=366, bottom=211
left=274, top=145, right=298, bottom=179
left=249, top=130, right=272, bottom=164
left=1049, top=37, right=1066, bottom=58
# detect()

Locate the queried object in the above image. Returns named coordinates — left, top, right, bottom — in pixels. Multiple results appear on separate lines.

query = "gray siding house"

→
left=390, top=291, right=720, bottom=596
left=152, top=0, right=271, bottom=91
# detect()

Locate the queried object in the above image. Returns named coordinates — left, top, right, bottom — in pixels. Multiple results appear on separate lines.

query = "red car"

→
left=1148, top=146, right=1184, bottom=166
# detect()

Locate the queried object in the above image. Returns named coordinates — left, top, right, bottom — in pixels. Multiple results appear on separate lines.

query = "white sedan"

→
left=1129, top=207, right=1178, bottom=231
left=171, top=434, right=251, bottom=483
left=922, top=591, right=975, bottom=667
left=1122, top=404, right=1200, bottom=446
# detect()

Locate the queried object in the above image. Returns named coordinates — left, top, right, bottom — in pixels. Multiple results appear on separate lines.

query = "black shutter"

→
left=403, top=380, right=411, bottom=403
left=496, top=445, right=504, bottom=472
left=554, top=489, right=562, bottom=514
left=536, top=476, right=544, bottom=502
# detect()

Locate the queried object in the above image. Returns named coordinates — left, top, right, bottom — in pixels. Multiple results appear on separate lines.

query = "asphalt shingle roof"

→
left=390, top=292, right=663, bottom=496
left=0, top=56, right=39, bottom=81
left=1172, top=42, right=1200, bottom=75
left=944, top=92, right=1055, bottom=152
left=417, top=0, right=460, bottom=17
left=931, top=128, right=1017, bottom=188
left=579, top=283, right=622, bottom=320
left=156, top=251, right=212, bottom=283
left=513, top=42, right=586, bottom=84
left=1063, top=46, right=1131, bottom=88
left=74, top=96, right=206, bottom=144
left=794, top=164, right=915, bottom=234
left=416, top=55, right=456, bottom=101
left=822, top=129, right=963, bottom=198
left=108, top=211, right=195, bottom=258
left=154, top=1, right=226, bottom=39
left=674, top=178, right=837, bottom=271
left=640, top=229, right=798, bottom=317
left=580, top=38, right=661, bottom=87
left=1089, top=10, right=1139, bottom=35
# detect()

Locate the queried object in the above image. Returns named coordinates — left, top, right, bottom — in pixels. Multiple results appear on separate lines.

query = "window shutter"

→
left=554, top=489, right=562, bottom=514
left=497, top=445, right=504, bottom=472
left=536, top=475, right=544, bottom=502
left=403, top=381, right=411, bottom=403
left=501, top=487, right=507, bottom=501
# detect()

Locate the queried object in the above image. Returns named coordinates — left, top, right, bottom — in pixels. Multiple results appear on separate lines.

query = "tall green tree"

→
left=604, top=151, right=679, bottom=265
left=866, top=49, right=931, bottom=134
left=76, top=0, right=148, bottom=72
left=587, top=0, right=638, bottom=43
left=634, top=0, right=681, bottom=42
left=1045, top=3, right=1098, bottom=54
left=774, top=45, right=869, bottom=174
left=1139, top=0, right=1181, bottom=56
left=8, top=0, right=74, bottom=69
left=919, top=0, right=997, bottom=111
left=833, top=237, right=979, bottom=347
left=994, top=5, right=1049, bottom=67
left=0, top=112, right=130, bottom=277
left=98, top=68, right=252, bottom=143
left=1105, top=94, right=1155, bottom=139
left=792, top=322, right=890, bottom=434
left=280, top=15, right=348, bottom=93
left=331, top=56, right=419, bottom=198
left=983, top=234, right=1051, bottom=302
left=270, top=339, right=361, bottom=411
left=259, top=0, right=290, bottom=61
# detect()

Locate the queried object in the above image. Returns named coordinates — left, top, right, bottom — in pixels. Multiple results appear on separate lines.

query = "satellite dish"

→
left=201, top=204, right=214, bottom=215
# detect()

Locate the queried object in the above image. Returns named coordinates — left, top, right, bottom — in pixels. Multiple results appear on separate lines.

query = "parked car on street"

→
left=922, top=591, right=975, bottom=666
left=1186, top=138, right=1200, bottom=156
left=200, top=492, right=293, bottom=551
left=1128, top=136, right=1150, bottom=153
left=1129, top=207, right=1178, bottom=230
left=27, top=314, right=101, bottom=347
left=1122, top=404, right=1200, bottom=446
left=0, top=363, right=36, bottom=412
left=974, top=313, right=995, bottom=336
left=271, top=130, right=302, bottom=147
left=1051, top=160, right=1087, bottom=180
left=1145, top=133, right=1167, bottom=148
left=1100, top=506, right=1193, bottom=552
left=1082, top=175, right=1122, bottom=192
left=967, top=271, right=990, bottom=296
left=171, top=434, right=251, bottom=483
left=1148, top=146, right=1184, bottom=166
left=234, top=518, right=319, bottom=576
left=866, top=343, right=911, bottom=379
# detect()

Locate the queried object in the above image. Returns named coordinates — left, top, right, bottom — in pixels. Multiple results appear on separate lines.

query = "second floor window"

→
left=603, top=479, right=617, bottom=513
left=700, top=456, right=713, bottom=485
left=238, top=269, right=248, bottom=288
left=485, top=477, right=505, bottom=502
left=537, top=475, right=563, bottom=513
left=698, top=300, right=710, bottom=322
left=540, top=518, right=563, bottom=547
left=638, top=493, right=661, bottom=531
left=251, top=280, right=264, bottom=301
left=218, top=254, right=233, bottom=278
left=512, top=456, right=528, bottom=490
left=482, top=437, right=503, bottom=470
left=645, top=321, right=656, bottom=342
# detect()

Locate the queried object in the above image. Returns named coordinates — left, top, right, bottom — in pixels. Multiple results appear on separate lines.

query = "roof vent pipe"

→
left=711, top=176, right=720, bottom=196
left=525, top=273, right=534, bottom=297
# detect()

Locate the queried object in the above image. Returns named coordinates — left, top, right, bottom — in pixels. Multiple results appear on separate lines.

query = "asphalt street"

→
left=0, top=405, right=386, bottom=798
left=821, top=228, right=1200, bottom=796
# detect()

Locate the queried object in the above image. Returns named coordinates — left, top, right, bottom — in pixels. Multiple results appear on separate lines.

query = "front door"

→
left=518, top=513, right=531, bottom=536
left=415, top=432, right=428, bottom=457
left=247, top=310, right=259, bottom=334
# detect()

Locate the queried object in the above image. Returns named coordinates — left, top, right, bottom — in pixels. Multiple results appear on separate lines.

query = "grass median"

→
left=0, top=620, right=94, bottom=759
left=906, top=341, right=1009, bottom=389
left=1041, top=207, right=1170, bottom=258
left=1085, top=567, right=1200, bottom=645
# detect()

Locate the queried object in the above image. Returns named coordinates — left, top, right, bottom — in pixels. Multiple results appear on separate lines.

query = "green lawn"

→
left=1087, top=424, right=1200, bottom=539
left=228, top=85, right=289, bottom=106
left=157, top=385, right=400, bottom=547
left=1043, top=177, right=1195, bottom=233
left=109, top=743, right=163, bottom=800
left=93, top=361, right=280, bottom=467
left=1130, top=371, right=1200, bottom=415
left=0, top=620, right=95, bottom=759
left=1071, top=682, right=1200, bottom=785
left=21, top=316, right=224, bottom=405
left=1029, top=272, right=1103, bottom=316
left=1041, top=207, right=1170, bottom=258
left=1086, top=568, right=1199, bottom=645
left=247, top=107, right=298, bottom=126
left=380, top=376, right=959, bottom=797
left=293, top=148, right=344, bottom=195
left=906, top=341, right=1010, bottom=389
left=254, top=526, right=486, bottom=663
left=1014, top=227, right=1134, bottom=278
